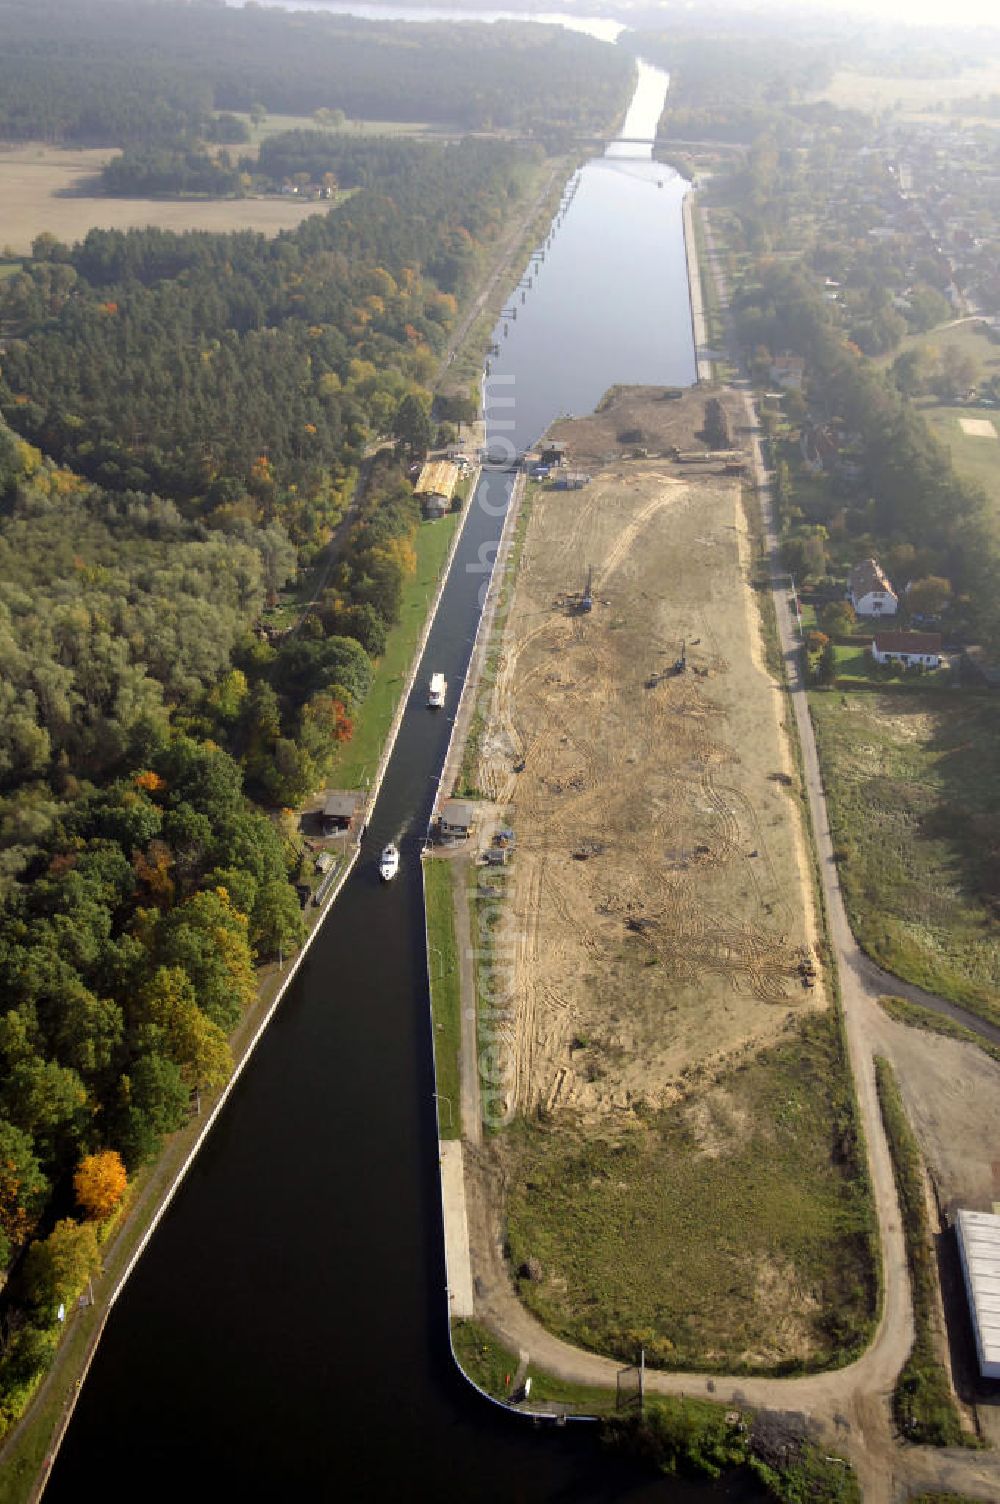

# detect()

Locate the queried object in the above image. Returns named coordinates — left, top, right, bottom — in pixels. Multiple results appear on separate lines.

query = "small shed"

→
left=956, top=1209, right=1000, bottom=1380
left=539, top=441, right=567, bottom=466
left=439, top=799, right=477, bottom=840
left=422, top=494, right=449, bottom=521
left=322, top=790, right=362, bottom=832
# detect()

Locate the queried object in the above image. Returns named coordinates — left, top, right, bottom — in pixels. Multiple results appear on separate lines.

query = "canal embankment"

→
left=682, top=188, right=713, bottom=383
left=423, top=468, right=528, bottom=1327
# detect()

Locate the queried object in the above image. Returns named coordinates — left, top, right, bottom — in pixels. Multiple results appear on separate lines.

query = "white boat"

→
left=428, top=672, right=446, bottom=709
left=378, top=843, right=399, bottom=882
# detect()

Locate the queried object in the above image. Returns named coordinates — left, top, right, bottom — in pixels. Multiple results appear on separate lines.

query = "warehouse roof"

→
left=956, top=1208, right=1000, bottom=1378
left=414, top=460, right=459, bottom=501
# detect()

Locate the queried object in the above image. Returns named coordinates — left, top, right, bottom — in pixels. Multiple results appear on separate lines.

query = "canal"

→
left=45, top=20, right=760, bottom=1502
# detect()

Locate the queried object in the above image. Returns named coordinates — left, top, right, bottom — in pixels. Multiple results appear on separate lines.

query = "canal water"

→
left=45, top=17, right=759, bottom=1502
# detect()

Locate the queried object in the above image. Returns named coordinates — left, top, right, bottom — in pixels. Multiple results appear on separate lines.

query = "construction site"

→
left=473, top=387, right=822, bottom=1122
left=456, top=387, right=879, bottom=1372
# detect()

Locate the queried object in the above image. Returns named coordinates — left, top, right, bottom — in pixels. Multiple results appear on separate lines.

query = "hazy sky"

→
left=783, top=0, right=1000, bottom=29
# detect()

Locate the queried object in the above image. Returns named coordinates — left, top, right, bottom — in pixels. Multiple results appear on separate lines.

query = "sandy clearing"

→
left=0, top=145, right=330, bottom=254
left=958, top=417, right=997, bottom=438
left=871, top=1007, right=1000, bottom=1215
left=474, top=389, right=824, bottom=1125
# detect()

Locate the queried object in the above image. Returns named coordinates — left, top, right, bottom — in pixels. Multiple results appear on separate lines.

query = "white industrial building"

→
left=956, top=1208, right=1000, bottom=1380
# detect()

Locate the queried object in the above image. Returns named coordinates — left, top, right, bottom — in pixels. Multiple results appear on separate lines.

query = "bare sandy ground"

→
left=474, top=390, right=823, bottom=1122
left=0, top=145, right=330, bottom=254
left=874, top=1009, right=1000, bottom=1214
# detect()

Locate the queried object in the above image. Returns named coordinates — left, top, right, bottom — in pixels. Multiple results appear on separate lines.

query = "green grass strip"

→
left=424, top=858, right=462, bottom=1140
left=874, top=1056, right=969, bottom=1447
left=451, top=1318, right=618, bottom=1414
left=326, top=511, right=461, bottom=789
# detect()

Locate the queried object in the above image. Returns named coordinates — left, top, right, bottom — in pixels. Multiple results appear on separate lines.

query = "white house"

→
left=872, top=630, right=942, bottom=669
left=849, top=558, right=898, bottom=618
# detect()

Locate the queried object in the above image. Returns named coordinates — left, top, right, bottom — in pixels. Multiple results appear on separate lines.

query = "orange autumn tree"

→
left=74, top=1150, right=128, bottom=1221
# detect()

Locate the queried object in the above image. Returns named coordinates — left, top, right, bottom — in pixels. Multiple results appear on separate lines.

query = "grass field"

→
left=504, top=1011, right=876, bottom=1374
left=325, top=511, right=462, bottom=789
left=920, top=404, right=1000, bottom=532
left=810, top=689, right=1000, bottom=1021
left=819, top=60, right=1000, bottom=116
left=896, top=319, right=1000, bottom=371
left=234, top=110, right=438, bottom=155
left=424, top=859, right=462, bottom=1140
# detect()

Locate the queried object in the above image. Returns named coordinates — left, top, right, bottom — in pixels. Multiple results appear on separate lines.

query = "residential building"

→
left=849, top=558, right=898, bottom=617
left=872, top=630, right=942, bottom=669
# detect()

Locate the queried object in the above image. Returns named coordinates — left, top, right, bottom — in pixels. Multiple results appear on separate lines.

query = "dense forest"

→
left=0, top=129, right=534, bottom=1427
left=0, top=137, right=530, bottom=546
left=0, top=0, right=632, bottom=144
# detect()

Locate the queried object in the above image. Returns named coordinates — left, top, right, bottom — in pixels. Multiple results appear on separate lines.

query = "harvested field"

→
left=476, top=390, right=822, bottom=1124
left=465, top=389, right=876, bottom=1370
left=0, top=146, right=332, bottom=255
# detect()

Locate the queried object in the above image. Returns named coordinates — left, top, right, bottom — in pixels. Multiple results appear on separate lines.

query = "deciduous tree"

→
left=74, top=1149, right=128, bottom=1220
left=23, top=1218, right=99, bottom=1312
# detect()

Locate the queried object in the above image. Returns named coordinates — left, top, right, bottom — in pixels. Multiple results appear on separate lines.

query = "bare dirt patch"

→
left=877, top=1012, right=1000, bottom=1215
left=478, top=389, right=822, bottom=1124
left=958, top=417, right=997, bottom=438
left=0, top=145, right=330, bottom=254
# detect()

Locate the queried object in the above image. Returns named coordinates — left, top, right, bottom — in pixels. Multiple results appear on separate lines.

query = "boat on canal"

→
left=428, top=672, right=447, bottom=708
left=378, top=843, right=400, bottom=882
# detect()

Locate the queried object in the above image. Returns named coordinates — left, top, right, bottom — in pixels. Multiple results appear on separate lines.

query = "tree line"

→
left=0, top=0, right=632, bottom=146
left=0, top=130, right=522, bottom=1430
